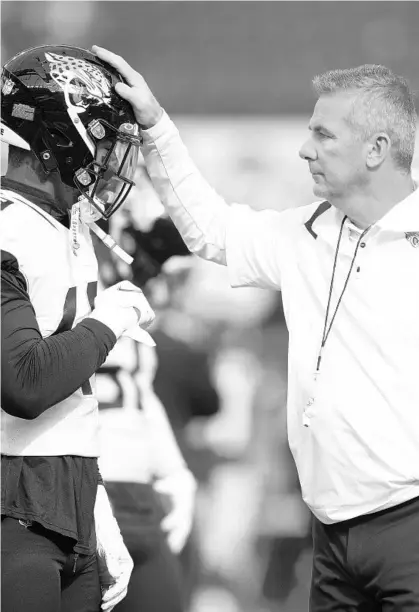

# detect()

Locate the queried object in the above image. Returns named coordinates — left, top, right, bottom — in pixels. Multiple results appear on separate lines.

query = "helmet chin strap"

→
left=70, top=196, right=133, bottom=265
left=70, top=200, right=82, bottom=255
left=78, top=194, right=104, bottom=223
left=89, top=222, right=134, bottom=265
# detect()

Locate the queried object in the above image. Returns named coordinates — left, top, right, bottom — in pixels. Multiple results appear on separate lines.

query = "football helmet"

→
left=1, top=45, right=142, bottom=219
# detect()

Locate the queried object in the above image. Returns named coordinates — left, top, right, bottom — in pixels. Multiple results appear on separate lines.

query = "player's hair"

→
left=8, top=145, right=49, bottom=183
left=312, top=64, right=417, bottom=172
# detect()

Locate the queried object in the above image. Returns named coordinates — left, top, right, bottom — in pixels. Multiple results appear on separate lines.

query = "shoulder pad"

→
left=1, top=249, right=28, bottom=292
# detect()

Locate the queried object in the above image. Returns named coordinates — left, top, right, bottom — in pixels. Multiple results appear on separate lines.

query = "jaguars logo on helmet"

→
left=45, top=51, right=113, bottom=111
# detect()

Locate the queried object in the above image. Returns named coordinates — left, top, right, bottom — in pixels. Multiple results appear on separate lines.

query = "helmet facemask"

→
left=75, top=119, right=142, bottom=221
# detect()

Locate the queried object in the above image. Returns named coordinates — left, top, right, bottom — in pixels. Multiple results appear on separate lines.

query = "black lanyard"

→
left=315, top=216, right=371, bottom=377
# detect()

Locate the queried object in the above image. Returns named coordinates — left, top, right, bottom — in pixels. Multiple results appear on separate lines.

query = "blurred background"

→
left=1, top=2, right=419, bottom=611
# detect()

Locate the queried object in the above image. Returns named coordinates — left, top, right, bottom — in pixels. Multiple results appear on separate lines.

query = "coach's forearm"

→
left=141, top=112, right=230, bottom=265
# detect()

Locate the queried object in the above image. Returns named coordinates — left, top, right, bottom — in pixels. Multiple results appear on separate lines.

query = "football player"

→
left=1, top=45, right=153, bottom=612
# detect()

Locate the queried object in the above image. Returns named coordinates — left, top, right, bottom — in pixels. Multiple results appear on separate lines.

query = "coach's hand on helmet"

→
left=89, top=280, right=155, bottom=340
left=92, top=45, right=163, bottom=130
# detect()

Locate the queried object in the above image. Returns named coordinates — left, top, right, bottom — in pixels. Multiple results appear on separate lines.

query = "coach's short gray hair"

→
left=312, top=65, right=417, bottom=172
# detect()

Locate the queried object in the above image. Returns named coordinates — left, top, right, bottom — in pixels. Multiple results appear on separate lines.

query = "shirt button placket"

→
left=356, top=241, right=367, bottom=277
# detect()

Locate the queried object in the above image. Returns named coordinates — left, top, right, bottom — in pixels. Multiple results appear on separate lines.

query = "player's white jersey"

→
left=96, top=337, right=155, bottom=483
left=1, top=188, right=100, bottom=456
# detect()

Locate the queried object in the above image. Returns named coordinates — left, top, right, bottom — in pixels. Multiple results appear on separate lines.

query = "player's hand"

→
left=154, top=468, right=197, bottom=554
left=89, top=280, right=155, bottom=339
left=92, top=45, right=163, bottom=129
left=94, top=485, right=134, bottom=612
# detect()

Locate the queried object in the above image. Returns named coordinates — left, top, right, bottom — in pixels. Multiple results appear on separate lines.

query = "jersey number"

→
left=53, top=281, right=98, bottom=395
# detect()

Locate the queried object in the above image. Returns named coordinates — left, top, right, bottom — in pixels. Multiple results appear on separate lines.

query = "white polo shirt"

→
left=142, top=112, right=419, bottom=523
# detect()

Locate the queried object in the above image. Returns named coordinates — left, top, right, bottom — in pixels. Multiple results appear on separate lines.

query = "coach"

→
left=94, top=46, right=419, bottom=611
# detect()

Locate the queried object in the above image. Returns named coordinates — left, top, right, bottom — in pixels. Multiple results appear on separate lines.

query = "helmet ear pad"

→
left=25, top=118, right=91, bottom=181
left=38, top=115, right=93, bottom=186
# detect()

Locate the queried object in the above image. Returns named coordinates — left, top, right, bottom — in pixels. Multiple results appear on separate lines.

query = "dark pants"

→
left=105, top=481, right=184, bottom=612
left=1, top=517, right=101, bottom=612
left=115, top=530, right=184, bottom=612
left=310, top=496, right=419, bottom=611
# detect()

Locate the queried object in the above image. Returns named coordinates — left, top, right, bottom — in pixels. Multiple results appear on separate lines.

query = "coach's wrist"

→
left=138, top=105, right=164, bottom=130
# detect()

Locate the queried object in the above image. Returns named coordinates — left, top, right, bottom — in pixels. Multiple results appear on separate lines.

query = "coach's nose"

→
left=299, top=138, right=317, bottom=161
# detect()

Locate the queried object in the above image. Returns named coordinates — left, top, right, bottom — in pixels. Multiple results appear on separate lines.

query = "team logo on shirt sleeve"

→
left=405, top=232, right=419, bottom=248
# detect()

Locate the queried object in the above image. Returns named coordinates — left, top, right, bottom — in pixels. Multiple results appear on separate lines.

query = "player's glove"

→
left=89, top=280, right=155, bottom=340
left=154, top=468, right=197, bottom=554
left=94, top=484, right=134, bottom=612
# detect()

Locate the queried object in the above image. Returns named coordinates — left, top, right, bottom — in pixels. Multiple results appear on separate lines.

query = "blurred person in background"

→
left=0, top=45, right=158, bottom=612
left=251, top=301, right=312, bottom=611
left=96, top=334, right=196, bottom=612
left=94, top=167, right=198, bottom=612
left=150, top=264, right=223, bottom=610
left=191, top=326, right=264, bottom=612
left=94, top=47, right=419, bottom=612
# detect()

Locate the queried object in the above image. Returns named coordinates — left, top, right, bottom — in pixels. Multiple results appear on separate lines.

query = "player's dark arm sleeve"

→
left=1, top=263, right=117, bottom=420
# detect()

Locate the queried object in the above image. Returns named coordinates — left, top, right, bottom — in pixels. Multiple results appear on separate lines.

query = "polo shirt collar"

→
left=307, top=202, right=345, bottom=246
left=374, top=182, right=419, bottom=232
left=311, top=182, right=419, bottom=243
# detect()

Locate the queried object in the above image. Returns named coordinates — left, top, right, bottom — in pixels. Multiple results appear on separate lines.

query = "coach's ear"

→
left=366, top=132, right=390, bottom=169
